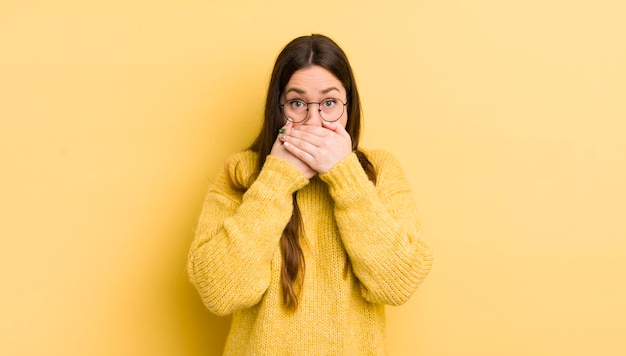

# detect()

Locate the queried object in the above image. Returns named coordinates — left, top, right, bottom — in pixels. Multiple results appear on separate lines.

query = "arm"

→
left=187, top=153, right=308, bottom=315
left=320, top=151, right=433, bottom=305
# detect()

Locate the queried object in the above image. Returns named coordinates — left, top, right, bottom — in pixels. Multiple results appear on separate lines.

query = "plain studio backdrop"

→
left=1, top=1, right=624, bottom=355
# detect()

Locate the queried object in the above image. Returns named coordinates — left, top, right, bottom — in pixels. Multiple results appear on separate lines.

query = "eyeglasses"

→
left=279, top=98, right=348, bottom=123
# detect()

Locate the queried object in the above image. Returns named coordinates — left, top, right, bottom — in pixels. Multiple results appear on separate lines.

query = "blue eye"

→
left=289, top=100, right=306, bottom=110
left=322, top=99, right=337, bottom=108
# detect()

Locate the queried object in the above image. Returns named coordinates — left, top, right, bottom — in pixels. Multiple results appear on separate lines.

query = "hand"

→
left=269, top=120, right=317, bottom=179
left=280, top=121, right=352, bottom=174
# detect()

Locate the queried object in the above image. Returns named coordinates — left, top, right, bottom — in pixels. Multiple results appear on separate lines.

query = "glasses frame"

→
left=279, top=98, right=348, bottom=123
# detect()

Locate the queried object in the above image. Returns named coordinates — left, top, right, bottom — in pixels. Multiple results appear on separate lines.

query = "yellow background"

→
left=1, top=0, right=624, bottom=355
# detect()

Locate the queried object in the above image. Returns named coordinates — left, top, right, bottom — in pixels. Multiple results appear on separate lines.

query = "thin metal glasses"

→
left=279, top=98, right=348, bottom=123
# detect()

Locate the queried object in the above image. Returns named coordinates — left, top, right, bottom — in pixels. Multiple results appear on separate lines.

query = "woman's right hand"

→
left=270, top=120, right=316, bottom=179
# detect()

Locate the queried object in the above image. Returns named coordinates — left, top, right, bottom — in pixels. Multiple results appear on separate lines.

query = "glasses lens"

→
left=282, top=100, right=308, bottom=122
left=319, top=99, right=345, bottom=122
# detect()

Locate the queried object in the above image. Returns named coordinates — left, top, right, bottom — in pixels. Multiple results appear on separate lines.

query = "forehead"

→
left=284, top=66, right=345, bottom=95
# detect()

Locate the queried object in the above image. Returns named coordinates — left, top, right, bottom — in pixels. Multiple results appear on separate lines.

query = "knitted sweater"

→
left=187, top=149, right=433, bottom=355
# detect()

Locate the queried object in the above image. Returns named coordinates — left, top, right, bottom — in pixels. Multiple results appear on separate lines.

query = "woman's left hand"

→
left=280, top=121, right=352, bottom=174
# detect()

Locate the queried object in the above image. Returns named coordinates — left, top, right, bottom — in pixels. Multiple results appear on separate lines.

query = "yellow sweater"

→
left=187, top=149, right=432, bottom=355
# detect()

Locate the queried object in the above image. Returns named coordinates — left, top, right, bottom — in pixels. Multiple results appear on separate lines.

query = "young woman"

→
left=187, top=34, right=433, bottom=355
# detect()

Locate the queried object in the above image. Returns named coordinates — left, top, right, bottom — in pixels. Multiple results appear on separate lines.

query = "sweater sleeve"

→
left=319, top=150, right=433, bottom=306
left=187, top=153, right=309, bottom=316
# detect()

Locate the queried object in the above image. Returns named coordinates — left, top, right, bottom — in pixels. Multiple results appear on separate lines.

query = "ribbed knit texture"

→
left=188, top=149, right=433, bottom=355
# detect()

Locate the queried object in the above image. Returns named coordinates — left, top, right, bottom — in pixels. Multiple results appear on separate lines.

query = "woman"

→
left=187, top=34, right=432, bottom=355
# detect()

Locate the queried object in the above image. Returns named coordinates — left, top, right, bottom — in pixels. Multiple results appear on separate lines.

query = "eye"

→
left=289, top=100, right=306, bottom=109
left=322, top=99, right=337, bottom=108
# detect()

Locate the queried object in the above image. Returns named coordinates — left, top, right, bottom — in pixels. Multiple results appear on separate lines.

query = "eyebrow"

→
left=285, top=87, right=341, bottom=95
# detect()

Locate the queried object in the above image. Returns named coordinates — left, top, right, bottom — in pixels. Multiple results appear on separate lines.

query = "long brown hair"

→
left=249, top=34, right=376, bottom=310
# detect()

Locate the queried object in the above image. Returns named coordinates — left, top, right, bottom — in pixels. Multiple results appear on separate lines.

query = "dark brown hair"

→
left=249, top=34, right=376, bottom=310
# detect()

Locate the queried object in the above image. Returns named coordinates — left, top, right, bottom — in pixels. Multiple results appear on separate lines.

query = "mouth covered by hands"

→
left=277, top=119, right=353, bottom=176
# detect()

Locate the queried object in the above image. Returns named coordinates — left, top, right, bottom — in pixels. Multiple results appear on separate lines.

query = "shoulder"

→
left=225, top=150, right=258, bottom=168
left=360, top=149, right=403, bottom=171
left=359, top=149, right=410, bottom=188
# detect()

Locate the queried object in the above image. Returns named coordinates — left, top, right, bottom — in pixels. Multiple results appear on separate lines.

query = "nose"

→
left=303, top=103, right=323, bottom=126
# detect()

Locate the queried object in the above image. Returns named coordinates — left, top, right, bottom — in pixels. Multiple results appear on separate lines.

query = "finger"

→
left=278, top=119, right=293, bottom=141
left=322, top=120, right=350, bottom=138
left=283, top=140, right=316, bottom=164
left=287, top=128, right=327, bottom=148
left=293, top=123, right=347, bottom=140
left=290, top=124, right=331, bottom=135
left=285, top=131, right=321, bottom=155
left=321, top=120, right=338, bottom=130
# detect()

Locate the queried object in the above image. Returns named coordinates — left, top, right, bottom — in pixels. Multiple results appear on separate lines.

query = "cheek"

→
left=340, top=113, right=349, bottom=128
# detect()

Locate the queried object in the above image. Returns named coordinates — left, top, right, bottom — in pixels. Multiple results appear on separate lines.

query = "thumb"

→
left=322, top=120, right=349, bottom=137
